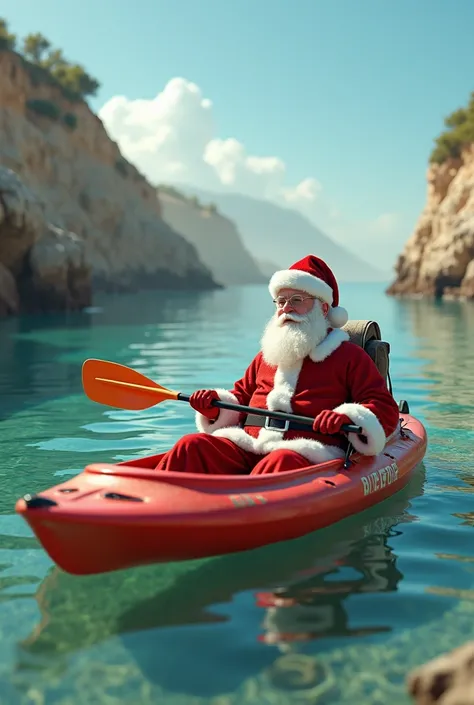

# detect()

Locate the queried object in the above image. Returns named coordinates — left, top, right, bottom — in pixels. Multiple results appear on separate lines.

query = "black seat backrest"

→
left=341, top=320, right=391, bottom=388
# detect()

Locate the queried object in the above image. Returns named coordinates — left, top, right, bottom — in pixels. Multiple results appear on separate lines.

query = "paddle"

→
left=81, top=358, right=363, bottom=434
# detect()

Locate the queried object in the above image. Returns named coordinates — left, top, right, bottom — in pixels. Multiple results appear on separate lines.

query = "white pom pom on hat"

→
left=269, top=254, right=349, bottom=329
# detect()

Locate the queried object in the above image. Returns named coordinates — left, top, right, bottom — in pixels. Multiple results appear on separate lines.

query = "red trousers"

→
left=154, top=433, right=309, bottom=475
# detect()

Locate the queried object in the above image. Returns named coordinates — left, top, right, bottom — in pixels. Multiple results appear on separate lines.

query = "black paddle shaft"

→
left=177, top=393, right=362, bottom=435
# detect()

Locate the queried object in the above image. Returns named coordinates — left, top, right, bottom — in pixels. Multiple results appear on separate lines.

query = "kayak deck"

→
left=15, top=414, right=427, bottom=575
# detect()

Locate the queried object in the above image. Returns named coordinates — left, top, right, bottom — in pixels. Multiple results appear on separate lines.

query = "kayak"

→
left=15, top=410, right=427, bottom=576
left=22, top=469, right=425, bottom=657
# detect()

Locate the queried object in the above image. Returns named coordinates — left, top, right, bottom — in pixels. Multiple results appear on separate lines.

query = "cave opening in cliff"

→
left=434, top=275, right=463, bottom=299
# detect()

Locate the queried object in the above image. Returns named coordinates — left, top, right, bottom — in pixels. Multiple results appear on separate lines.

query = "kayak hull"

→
left=15, top=414, right=427, bottom=575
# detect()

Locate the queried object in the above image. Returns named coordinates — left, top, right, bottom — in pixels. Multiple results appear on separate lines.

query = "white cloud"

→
left=203, top=138, right=286, bottom=196
left=99, top=79, right=213, bottom=184
left=99, top=77, right=316, bottom=202
left=281, top=177, right=321, bottom=204
left=98, top=77, right=403, bottom=269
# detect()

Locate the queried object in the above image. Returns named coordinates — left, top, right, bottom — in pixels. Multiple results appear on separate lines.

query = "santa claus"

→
left=155, top=254, right=400, bottom=475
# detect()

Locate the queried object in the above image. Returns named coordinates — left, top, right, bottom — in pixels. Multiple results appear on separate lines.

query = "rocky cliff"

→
left=407, top=640, right=474, bottom=704
left=0, top=49, right=218, bottom=316
left=387, top=148, right=474, bottom=299
left=0, top=166, right=91, bottom=315
left=158, top=189, right=266, bottom=286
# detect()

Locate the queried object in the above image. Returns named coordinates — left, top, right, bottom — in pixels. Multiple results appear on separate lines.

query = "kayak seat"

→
left=342, top=319, right=392, bottom=394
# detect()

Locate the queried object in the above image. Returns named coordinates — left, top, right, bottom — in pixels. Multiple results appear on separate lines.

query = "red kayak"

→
left=15, top=412, right=427, bottom=576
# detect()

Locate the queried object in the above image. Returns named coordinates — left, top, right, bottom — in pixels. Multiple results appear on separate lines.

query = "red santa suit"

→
left=154, top=255, right=400, bottom=475
left=194, top=332, right=398, bottom=460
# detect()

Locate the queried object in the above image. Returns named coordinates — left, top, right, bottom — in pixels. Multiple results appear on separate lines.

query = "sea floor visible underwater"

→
left=1, top=282, right=474, bottom=705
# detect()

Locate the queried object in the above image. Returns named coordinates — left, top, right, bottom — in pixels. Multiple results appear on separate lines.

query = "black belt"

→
left=243, top=413, right=310, bottom=432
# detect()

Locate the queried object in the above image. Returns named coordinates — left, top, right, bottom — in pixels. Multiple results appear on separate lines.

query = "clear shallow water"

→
left=1, top=283, right=474, bottom=704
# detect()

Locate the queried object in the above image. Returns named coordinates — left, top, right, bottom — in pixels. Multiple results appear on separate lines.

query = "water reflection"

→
left=257, top=527, right=401, bottom=649
left=18, top=465, right=426, bottom=698
left=0, top=286, right=256, bottom=423
left=394, top=297, right=474, bottom=417
left=392, top=296, right=474, bottom=505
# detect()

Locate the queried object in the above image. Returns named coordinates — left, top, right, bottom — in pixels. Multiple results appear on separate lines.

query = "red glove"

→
left=313, top=410, right=352, bottom=435
left=189, top=389, right=219, bottom=420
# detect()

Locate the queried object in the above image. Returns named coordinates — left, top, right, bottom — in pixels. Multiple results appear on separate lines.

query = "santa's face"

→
left=261, top=288, right=330, bottom=368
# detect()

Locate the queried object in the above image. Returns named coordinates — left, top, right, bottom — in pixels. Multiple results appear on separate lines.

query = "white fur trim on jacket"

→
left=266, top=364, right=301, bottom=412
left=269, top=269, right=334, bottom=303
left=212, top=426, right=346, bottom=464
left=310, top=328, right=349, bottom=362
left=195, top=389, right=240, bottom=433
left=333, top=402, right=386, bottom=456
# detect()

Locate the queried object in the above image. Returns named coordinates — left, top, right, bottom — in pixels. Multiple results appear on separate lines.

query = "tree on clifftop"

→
left=22, top=32, right=51, bottom=63
left=0, top=18, right=16, bottom=50
left=51, top=62, right=100, bottom=99
left=431, top=93, right=474, bottom=164
left=3, top=22, right=101, bottom=101
left=24, top=34, right=100, bottom=99
left=39, top=48, right=66, bottom=72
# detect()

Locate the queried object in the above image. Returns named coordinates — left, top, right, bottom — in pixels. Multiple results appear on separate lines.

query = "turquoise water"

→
left=1, top=282, right=474, bottom=704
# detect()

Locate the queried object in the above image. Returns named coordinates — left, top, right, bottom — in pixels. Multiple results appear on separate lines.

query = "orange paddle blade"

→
left=82, top=359, right=179, bottom=410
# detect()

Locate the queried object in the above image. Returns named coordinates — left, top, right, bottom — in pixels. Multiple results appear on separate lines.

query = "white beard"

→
left=260, top=303, right=329, bottom=368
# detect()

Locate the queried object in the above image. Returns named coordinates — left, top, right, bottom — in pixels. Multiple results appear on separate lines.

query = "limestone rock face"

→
left=0, top=165, right=92, bottom=314
left=0, top=261, right=19, bottom=315
left=387, top=148, right=474, bottom=299
left=28, top=224, right=91, bottom=312
left=407, top=641, right=474, bottom=704
left=0, top=49, right=218, bottom=318
left=0, top=165, right=44, bottom=274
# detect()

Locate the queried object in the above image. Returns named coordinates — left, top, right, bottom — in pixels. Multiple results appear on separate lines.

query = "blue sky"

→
left=5, top=0, right=474, bottom=270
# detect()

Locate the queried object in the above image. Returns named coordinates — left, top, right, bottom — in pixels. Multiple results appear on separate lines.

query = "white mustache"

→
left=277, top=312, right=308, bottom=326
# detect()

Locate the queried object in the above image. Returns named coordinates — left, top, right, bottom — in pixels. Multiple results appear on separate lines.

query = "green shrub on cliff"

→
left=115, top=158, right=128, bottom=177
left=0, top=18, right=100, bottom=102
left=25, top=99, right=79, bottom=129
left=0, top=18, right=15, bottom=50
left=62, top=112, right=78, bottom=129
left=48, top=61, right=100, bottom=101
left=430, top=93, right=474, bottom=164
left=26, top=99, right=61, bottom=120
left=22, top=34, right=100, bottom=101
left=157, top=183, right=220, bottom=214
left=158, top=184, right=188, bottom=201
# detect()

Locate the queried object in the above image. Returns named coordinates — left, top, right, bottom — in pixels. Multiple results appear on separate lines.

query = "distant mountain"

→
left=157, top=189, right=265, bottom=286
left=179, top=187, right=389, bottom=283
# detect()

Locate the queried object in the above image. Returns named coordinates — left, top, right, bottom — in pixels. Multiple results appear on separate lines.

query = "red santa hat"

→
left=269, top=254, right=349, bottom=328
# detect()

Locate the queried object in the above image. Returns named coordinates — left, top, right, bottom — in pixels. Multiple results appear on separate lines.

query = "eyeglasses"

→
left=272, top=295, right=317, bottom=309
